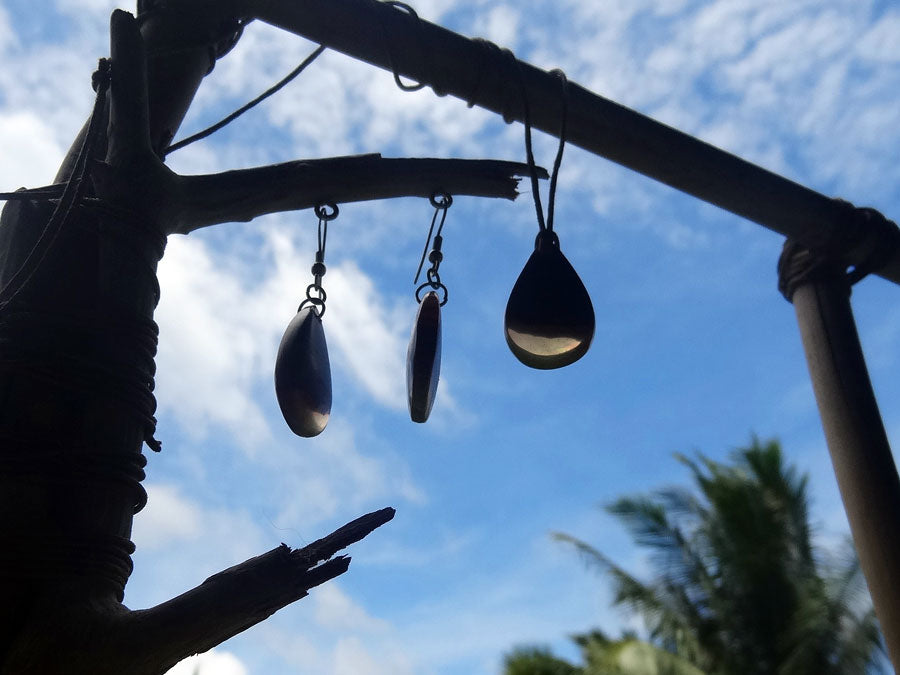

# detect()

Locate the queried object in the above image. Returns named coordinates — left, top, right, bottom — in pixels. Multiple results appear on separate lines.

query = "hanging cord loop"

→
left=511, top=54, right=569, bottom=234
left=414, top=192, right=452, bottom=306
left=300, top=202, right=338, bottom=317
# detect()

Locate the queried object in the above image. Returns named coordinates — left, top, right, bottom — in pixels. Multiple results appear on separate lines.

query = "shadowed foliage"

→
left=505, top=439, right=886, bottom=674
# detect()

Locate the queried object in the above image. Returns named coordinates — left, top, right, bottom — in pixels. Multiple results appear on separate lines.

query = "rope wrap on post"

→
left=779, top=200, right=900, bottom=302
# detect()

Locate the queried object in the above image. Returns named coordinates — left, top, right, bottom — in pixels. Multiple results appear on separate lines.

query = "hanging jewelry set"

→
left=275, top=71, right=595, bottom=437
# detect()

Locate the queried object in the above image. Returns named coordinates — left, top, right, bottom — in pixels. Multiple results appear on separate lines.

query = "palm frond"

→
left=579, top=634, right=708, bottom=675
left=549, top=437, right=885, bottom=675
left=503, top=646, right=581, bottom=675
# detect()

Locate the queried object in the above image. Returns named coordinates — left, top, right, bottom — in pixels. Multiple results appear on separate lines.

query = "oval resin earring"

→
left=407, top=192, right=452, bottom=422
left=275, top=203, right=337, bottom=437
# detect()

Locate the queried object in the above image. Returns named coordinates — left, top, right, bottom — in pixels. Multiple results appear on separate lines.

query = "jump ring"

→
left=429, top=191, right=452, bottom=210
left=298, top=296, right=326, bottom=318
left=314, top=202, right=339, bottom=221
left=306, top=283, right=327, bottom=303
left=416, top=281, right=448, bottom=306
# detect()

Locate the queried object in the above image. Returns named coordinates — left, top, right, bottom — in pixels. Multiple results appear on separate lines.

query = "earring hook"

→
left=414, top=192, right=452, bottom=284
left=299, top=201, right=339, bottom=317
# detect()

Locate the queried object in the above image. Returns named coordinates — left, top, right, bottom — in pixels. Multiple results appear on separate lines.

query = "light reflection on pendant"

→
left=407, top=291, right=442, bottom=423
left=504, top=230, right=594, bottom=370
left=274, top=306, right=332, bottom=437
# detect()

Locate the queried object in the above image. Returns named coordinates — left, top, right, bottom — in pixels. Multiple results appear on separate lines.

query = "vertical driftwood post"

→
left=780, top=243, right=900, bottom=669
left=0, top=9, right=205, bottom=671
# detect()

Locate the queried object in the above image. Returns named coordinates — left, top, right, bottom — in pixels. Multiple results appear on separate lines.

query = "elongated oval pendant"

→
left=407, top=291, right=442, bottom=423
left=504, top=230, right=595, bottom=369
left=275, top=307, right=332, bottom=437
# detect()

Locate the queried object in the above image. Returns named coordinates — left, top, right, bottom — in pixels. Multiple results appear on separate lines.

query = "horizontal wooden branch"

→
left=120, top=507, right=395, bottom=674
left=170, top=155, right=544, bottom=234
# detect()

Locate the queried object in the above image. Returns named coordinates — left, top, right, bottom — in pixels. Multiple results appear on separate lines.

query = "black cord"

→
left=163, top=44, right=326, bottom=157
left=507, top=51, right=547, bottom=232
left=545, top=70, right=569, bottom=233
left=512, top=56, right=569, bottom=234
left=380, top=1, right=428, bottom=92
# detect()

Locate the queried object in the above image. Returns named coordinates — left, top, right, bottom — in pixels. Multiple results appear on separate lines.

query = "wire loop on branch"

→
left=380, top=1, right=428, bottom=92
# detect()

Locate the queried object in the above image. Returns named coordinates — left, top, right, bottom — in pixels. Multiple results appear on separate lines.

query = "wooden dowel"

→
left=790, top=275, right=900, bottom=669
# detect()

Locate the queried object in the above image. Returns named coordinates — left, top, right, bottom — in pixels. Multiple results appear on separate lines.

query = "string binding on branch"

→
left=778, top=200, right=900, bottom=302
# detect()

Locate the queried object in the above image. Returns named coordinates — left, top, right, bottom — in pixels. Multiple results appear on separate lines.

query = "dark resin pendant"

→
left=504, top=230, right=594, bottom=369
left=407, top=291, right=442, bottom=423
left=275, top=307, right=332, bottom=437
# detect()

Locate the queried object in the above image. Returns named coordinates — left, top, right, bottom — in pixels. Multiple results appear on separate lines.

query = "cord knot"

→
left=778, top=200, right=900, bottom=302
left=91, top=58, right=111, bottom=93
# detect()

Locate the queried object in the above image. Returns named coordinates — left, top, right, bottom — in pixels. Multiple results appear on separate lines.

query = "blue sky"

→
left=1, top=0, right=899, bottom=673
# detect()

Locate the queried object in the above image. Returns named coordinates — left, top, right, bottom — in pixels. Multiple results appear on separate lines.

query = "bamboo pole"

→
left=240, top=0, right=900, bottom=285
left=786, top=262, right=900, bottom=667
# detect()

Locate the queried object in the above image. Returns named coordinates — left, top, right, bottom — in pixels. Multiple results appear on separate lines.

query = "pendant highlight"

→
left=407, top=291, right=442, bottom=422
left=275, top=307, right=332, bottom=437
left=504, top=230, right=594, bottom=369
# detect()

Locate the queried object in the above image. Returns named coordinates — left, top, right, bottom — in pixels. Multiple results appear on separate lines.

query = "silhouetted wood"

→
left=170, top=155, right=540, bottom=233
left=2, top=509, right=394, bottom=674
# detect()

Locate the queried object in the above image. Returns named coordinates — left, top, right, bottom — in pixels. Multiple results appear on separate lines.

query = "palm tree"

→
left=506, top=439, right=885, bottom=674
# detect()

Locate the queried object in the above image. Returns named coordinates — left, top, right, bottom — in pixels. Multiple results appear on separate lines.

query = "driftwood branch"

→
left=1, top=508, right=395, bottom=674
left=107, top=10, right=152, bottom=167
left=170, top=155, right=544, bottom=234
left=122, top=507, right=395, bottom=674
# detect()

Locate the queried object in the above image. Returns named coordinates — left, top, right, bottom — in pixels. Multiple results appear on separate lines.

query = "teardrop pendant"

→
left=504, top=230, right=594, bottom=370
left=407, top=290, right=442, bottom=423
left=275, top=306, right=332, bottom=437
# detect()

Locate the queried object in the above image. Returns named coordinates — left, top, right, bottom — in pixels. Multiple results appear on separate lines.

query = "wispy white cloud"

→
left=0, top=111, right=66, bottom=189
left=0, top=5, right=14, bottom=52
left=129, top=483, right=271, bottom=606
left=470, top=3, right=522, bottom=49
left=856, top=12, right=900, bottom=63
left=155, top=235, right=273, bottom=451
left=260, top=417, right=426, bottom=529
left=132, top=483, right=203, bottom=551
left=313, top=584, right=390, bottom=633
left=166, top=649, right=249, bottom=675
